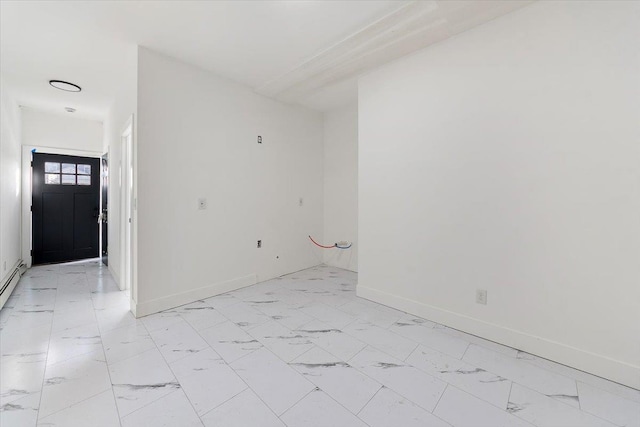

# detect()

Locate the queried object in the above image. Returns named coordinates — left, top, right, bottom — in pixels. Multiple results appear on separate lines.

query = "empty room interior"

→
left=1, top=1, right=639, bottom=426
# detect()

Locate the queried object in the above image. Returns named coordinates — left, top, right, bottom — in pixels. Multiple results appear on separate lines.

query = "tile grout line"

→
left=90, top=266, right=124, bottom=427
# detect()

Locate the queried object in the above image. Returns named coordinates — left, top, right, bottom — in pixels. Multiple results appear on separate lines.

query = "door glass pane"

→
left=77, top=164, right=91, bottom=175
left=45, top=174, right=60, bottom=184
left=45, top=162, right=60, bottom=173
left=77, top=175, right=91, bottom=186
left=62, top=174, right=76, bottom=185
left=61, top=163, right=76, bottom=174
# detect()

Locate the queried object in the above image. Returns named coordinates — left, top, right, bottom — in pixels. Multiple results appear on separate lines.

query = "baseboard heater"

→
left=0, top=260, right=26, bottom=310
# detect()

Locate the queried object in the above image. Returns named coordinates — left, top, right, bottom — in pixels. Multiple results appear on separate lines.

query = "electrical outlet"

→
left=257, top=135, right=262, bottom=144
left=476, top=289, right=487, bottom=305
left=257, top=240, right=262, bottom=248
left=198, top=198, right=207, bottom=210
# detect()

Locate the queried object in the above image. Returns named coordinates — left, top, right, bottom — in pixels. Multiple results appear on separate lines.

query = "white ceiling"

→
left=0, top=1, right=532, bottom=120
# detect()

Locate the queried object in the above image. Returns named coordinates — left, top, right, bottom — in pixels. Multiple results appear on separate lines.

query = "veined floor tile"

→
left=281, top=389, right=368, bottom=427
left=121, top=389, right=203, bottom=427
left=300, top=302, right=357, bottom=329
left=217, top=301, right=271, bottom=330
left=175, top=300, right=227, bottom=331
left=102, top=323, right=156, bottom=366
left=434, top=386, right=535, bottom=427
left=296, top=319, right=367, bottom=362
left=0, top=391, right=40, bottom=427
left=339, top=300, right=403, bottom=328
left=37, top=389, right=120, bottom=427
left=577, top=381, right=640, bottom=427
left=46, top=323, right=103, bottom=365
left=148, top=318, right=209, bottom=364
left=463, top=344, right=578, bottom=399
left=388, top=321, right=470, bottom=359
left=359, top=387, right=452, bottom=427
left=247, top=320, right=315, bottom=362
left=231, top=347, right=315, bottom=415
left=406, top=345, right=512, bottom=409
left=170, top=348, right=247, bottom=415
left=39, top=350, right=111, bottom=418
left=200, top=388, right=285, bottom=427
left=198, top=320, right=263, bottom=363
left=343, top=321, right=419, bottom=361
left=349, top=346, right=446, bottom=412
left=507, top=383, right=618, bottom=427
left=290, top=346, right=382, bottom=414
left=109, top=348, right=179, bottom=417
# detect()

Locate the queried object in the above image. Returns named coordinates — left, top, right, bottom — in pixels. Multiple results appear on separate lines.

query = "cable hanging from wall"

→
left=308, top=235, right=352, bottom=250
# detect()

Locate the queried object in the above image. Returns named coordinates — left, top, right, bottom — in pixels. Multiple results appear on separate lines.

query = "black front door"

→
left=32, top=153, right=100, bottom=265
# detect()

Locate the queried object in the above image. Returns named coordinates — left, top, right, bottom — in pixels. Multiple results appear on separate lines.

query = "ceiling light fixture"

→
left=65, top=107, right=76, bottom=113
left=49, top=80, right=81, bottom=92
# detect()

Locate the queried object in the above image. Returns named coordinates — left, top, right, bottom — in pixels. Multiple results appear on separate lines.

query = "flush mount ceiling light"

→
left=49, top=80, right=81, bottom=92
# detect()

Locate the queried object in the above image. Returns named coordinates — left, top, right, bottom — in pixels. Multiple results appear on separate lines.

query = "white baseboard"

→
left=0, top=260, right=25, bottom=310
left=357, top=284, right=640, bottom=390
left=133, top=273, right=257, bottom=318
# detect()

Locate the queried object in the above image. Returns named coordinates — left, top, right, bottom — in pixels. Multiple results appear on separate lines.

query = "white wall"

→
left=135, top=48, right=324, bottom=316
left=102, top=45, right=138, bottom=291
left=22, top=108, right=103, bottom=153
left=358, top=1, right=640, bottom=388
left=323, top=103, right=358, bottom=272
left=0, top=81, right=22, bottom=283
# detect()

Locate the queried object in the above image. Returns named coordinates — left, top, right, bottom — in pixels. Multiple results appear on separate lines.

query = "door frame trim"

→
left=21, top=145, right=102, bottom=268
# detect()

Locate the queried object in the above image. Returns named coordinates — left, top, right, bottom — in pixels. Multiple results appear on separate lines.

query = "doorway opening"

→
left=31, top=153, right=101, bottom=264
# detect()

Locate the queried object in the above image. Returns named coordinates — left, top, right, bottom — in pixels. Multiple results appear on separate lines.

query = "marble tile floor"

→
left=1, top=260, right=639, bottom=427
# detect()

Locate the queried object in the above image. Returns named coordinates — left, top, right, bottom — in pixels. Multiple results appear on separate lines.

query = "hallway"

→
left=1, top=261, right=639, bottom=426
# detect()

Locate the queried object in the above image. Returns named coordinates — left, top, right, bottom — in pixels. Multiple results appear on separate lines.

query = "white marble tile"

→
left=39, top=350, right=111, bottom=418
left=175, top=300, right=227, bottom=331
left=140, top=310, right=182, bottom=333
left=198, top=320, right=263, bottom=363
left=102, top=323, right=156, bottom=366
left=300, top=302, right=357, bottom=329
left=46, top=323, right=103, bottom=365
left=231, top=347, right=315, bottom=415
left=434, top=385, right=535, bottom=427
left=507, top=383, right=618, bottom=427
left=201, top=293, right=240, bottom=310
left=50, top=308, right=97, bottom=333
left=247, top=320, right=314, bottom=362
left=349, top=346, right=446, bottom=412
left=251, top=301, right=315, bottom=330
left=3, top=309, right=54, bottom=334
left=359, top=386, right=452, bottom=427
left=95, top=306, right=140, bottom=334
left=463, top=344, right=578, bottom=398
left=200, top=388, right=285, bottom=427
left=296, top=320, right=367, bottom=361
left=577, top=381, right=640, bottom=427
left=290, top=346, right=382, bottom=414
left=170, top=348, right=247, bottom=415
left=121, top=389, right=203, bottom=427
left=109, top=348, right=180, bottom=417
left=1, top=346, right=47, bottom=406
left=338, top=300, right=403, bottom=328
left=516, top=351, right=640, bottom=404
left=280, top=389, right=368, bottom=427
left=149, top=318, right=209, bottom=364
left=0, top=391, right=40, bottom=427
left=388, top=321, right=470, bottom=359
left=343, top=321, right=418, bottom=361
left=217, top=301, right=271, bottom=330
left=37, top=389, right=120, bottom=427
left=434, top=325, right=519, bottom=357
left=406, top=345, right=512, bottom=409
